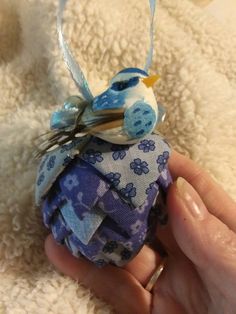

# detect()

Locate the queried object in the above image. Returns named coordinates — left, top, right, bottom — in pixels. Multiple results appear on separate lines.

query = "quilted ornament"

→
left=35, top=0, right=172, bottom=266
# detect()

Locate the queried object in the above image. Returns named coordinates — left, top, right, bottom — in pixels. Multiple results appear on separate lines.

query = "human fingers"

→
left=124, top=245, right=163, bottom=286
left=45, top=235, right=151, bottom=314
left=155, top=223, right=180, bottom=256
left=168, top=151, right=236, bottom=232
left=167, top=178, right=236, bottom=298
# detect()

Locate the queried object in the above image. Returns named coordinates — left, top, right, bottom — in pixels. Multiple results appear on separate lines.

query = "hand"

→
left=45, top=151, right=236, bottom=314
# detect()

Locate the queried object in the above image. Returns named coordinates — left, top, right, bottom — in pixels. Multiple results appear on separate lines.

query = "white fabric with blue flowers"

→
left=36, top=133, right=170, bottom=208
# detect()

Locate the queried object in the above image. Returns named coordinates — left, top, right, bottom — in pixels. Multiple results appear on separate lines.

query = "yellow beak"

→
left=142, top=74, right=160, bottom=88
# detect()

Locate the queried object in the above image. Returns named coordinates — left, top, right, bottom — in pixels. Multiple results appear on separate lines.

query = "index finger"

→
left=168, top=150, right=236, bottom=232
left=45, top=235, right=151, bottom=314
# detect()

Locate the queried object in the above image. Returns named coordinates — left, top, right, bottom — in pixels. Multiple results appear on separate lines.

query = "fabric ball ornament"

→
left=35, top=0, right=172, bottom=267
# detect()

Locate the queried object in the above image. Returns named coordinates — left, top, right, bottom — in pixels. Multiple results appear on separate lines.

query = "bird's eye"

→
left=111, top=81, right=129, bottom=91
left=111, top=77, right=140, bottom=91
left=128, top=77, right=139, bottom=86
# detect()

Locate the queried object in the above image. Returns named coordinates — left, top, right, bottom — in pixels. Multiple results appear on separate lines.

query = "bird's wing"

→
left=92, top=89, right=126, bottom=111
left=124, top=101, right=157, bottom=139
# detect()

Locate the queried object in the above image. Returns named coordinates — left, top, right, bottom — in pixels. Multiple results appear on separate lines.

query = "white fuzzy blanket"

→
left=0, top=0, right=235, bottom=313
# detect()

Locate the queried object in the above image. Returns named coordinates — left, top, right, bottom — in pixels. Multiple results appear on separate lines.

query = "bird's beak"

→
left=142, top=74, right=160, bottom=88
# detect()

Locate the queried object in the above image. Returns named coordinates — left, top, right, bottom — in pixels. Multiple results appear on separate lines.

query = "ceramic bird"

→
left=38, top=67, right=166, bottom=156
left=90, top=67, right=164, bottom=144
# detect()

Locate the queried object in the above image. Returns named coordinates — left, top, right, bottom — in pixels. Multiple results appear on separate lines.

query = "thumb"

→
left=167, top=177, right=236, bottom=283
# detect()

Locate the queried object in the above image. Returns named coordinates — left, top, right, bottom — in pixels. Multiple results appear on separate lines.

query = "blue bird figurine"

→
left=44, top=67, right=166, bottom=152
left=91, top=67, right=164, bottom=144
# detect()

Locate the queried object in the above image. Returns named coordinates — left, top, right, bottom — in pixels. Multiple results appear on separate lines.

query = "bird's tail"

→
left=34, top=104, right=125, bottom=159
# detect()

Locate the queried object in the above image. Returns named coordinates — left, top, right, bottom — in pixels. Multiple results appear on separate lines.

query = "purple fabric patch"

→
left=40, top=135, right=172, bottom=266
left=42, top=161, right=171, bottom=267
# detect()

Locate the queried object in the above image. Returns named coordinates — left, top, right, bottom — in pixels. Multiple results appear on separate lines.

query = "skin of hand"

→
left=45, top=151, right=236, bottom=314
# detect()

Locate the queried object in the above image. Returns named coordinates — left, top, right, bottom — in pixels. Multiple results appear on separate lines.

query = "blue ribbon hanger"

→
left=145, top=0, right=157, bottom=73
left=58, top=0, right=157, bottom=102
left=57, top=0, right=94, bottom=102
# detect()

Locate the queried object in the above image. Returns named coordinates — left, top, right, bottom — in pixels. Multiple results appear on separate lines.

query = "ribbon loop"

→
left=145, top=0, right=157, bottom=73
left=57, top=0, right=157, bottom=100
left=57, top=0, right=94, bottom=102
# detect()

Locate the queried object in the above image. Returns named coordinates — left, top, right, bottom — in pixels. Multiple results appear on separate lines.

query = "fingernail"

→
left=176, top=177, right=207, bottom=220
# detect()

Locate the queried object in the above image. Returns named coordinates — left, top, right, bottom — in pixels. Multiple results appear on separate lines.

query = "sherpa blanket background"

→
left=0, top=0, right=236, bottom=312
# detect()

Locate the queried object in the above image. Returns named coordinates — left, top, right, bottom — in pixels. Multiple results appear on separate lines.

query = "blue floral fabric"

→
left=36, top=133, right=172, bottom=266
left=35, top=136, right=90, bottom=206
left=36, top=133, right=170, bottom=208
left=79, top=133, right=170, bottom=207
